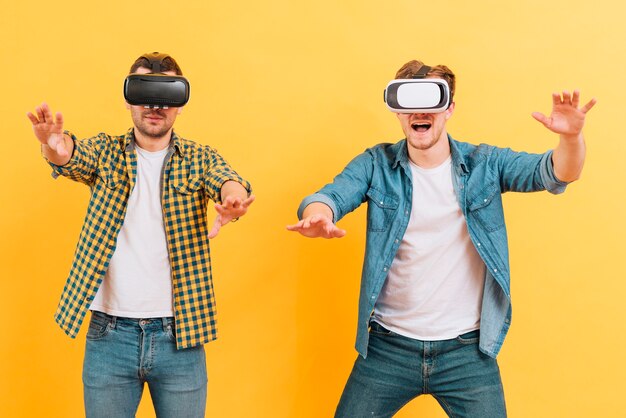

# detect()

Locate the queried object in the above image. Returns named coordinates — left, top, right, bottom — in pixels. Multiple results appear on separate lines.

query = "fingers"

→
left=531, top=111, right=551, bottom=127
left=215, top=195, right=254, bottom=216
left=219, top=194, right=251, bottom=211
left=55, top=112, right=64, bottom=132
left=571, top=90, right=580, bottom=108
left=215, top=197, right=240, bottom=215
left=326, top=223, right=347, bottom=238
left=553, top=90, right=596, bottom=113
left=286, top=215, right=345, bottom=239
left=302, top=214, right=328, bottom=229
left=26, top=111, right=39, bottom=125
left=580, top=97, right=597, bottom=114
left=208, top=215, right=222, bottom=239
left=242, top=194, right=255, bottom=208
left=36, top=104, right=45, bottom=122
left=553, top=91, right=573, bottom=106
left=42, top=103, right=53, bottom=123
left=286, top=219, right=305, bottom=231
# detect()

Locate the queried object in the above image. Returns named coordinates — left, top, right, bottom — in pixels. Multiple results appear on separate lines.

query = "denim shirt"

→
left=298, top=136, right=568, bottom=358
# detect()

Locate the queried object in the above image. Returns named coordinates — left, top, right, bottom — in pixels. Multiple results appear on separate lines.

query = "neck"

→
left=133, top=128, right=172, bottom=151
left=407, top=132, right=451, bottom=168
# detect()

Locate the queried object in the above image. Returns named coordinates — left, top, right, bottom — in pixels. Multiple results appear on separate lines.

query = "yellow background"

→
left=1, top=0, right=624, bottom=417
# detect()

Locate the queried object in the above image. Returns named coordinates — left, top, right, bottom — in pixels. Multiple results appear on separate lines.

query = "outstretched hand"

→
left=27, top=103, right=72, bottom=163
left=208, top=195, right=255, bottom=239
left=532, top=90, right=596, bottom=138
left=286, top=214, right=346, bottom=239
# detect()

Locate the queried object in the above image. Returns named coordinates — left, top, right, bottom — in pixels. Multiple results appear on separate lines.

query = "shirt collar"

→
left=448, top=135, right=470, bottom=176
left=123, top=128, right=184, bottom=156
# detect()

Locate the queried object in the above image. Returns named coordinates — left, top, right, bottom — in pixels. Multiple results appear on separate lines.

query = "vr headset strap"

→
left=141, top=52, right=170, bottom=73
left=412, top=65, right=431, bottom=79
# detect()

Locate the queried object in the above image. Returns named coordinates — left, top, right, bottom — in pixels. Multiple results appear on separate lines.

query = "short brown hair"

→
left=395, top=60, right=455, bottom=103
left=129, top=53, right=183, bottom=75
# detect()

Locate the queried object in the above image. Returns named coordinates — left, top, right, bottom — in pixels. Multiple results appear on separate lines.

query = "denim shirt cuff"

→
left=540, top=150, right=569, bottom=194
left=297, top=193, right=338, bottom=222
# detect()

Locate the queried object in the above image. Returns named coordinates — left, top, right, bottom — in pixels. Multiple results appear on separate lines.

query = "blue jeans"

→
left=82, top=311, right=207, bottom=418
left=335, top=322, right=506, bottom=418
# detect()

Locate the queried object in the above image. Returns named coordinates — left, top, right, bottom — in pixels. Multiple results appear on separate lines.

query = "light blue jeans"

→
left=82, top=311, right=207, bottom=418
left=335, top=322, right=506, bottom=417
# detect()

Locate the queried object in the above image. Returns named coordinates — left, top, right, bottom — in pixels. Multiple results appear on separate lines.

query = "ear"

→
left=445, top=102, right=455, bottom=119
left=177, top=107, right=183, bottom=115
left=125, top=101, right=131, bottom=110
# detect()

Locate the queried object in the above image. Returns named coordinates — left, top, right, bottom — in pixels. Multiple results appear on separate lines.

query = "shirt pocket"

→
left=173, top=177, right=204, bottom=195
left=366, top=187, right=399, bottom=232
left=93, top=168, right=122, bottom=192
left=467, top=182, right=505, bottom=232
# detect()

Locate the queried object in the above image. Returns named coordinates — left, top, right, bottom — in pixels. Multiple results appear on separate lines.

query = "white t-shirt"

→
left=90, top=145, right=174, bottom=318
left=373, top=156, right=486, bottom=340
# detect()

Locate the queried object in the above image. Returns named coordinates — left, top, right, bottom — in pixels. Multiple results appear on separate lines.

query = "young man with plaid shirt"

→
left=28, top=53, right=253, bottom=418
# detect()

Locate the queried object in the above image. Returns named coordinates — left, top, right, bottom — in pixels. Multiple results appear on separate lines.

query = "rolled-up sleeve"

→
left=297, top=193, right=340, bottom=222
left=538, top=150, right=569, bottom=194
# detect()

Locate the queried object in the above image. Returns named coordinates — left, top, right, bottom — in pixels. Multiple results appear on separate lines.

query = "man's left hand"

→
left=532, top=90, right=596, bottom=138
left=208, top=195, right=255, bottom=239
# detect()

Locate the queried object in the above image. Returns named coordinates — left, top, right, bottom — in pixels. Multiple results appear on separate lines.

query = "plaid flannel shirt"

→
left=47, top=128, right=251, bottom=349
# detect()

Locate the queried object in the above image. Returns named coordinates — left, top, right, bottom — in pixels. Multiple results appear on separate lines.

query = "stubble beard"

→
left=136, top=122, right=171, bottom=139
left=408, top=132, right=441, bottom=151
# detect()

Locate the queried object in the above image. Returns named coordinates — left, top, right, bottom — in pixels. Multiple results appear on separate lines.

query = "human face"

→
left=396, top=102, right=454, bottom=153
left=126, top=67, right=182, bottom=144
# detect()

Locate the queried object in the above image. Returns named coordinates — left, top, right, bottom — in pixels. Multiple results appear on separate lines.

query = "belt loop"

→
left=110, top=315, right=117, bottom=329
left=161, top=317, right=169, bottom=331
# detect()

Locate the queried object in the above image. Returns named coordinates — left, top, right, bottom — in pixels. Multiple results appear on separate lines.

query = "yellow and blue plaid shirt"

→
left=47, top=128, right=251, bottom=349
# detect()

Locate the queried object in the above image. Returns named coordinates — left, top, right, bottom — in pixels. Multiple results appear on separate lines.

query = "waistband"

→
left=90, top=310, right=174, bottom=329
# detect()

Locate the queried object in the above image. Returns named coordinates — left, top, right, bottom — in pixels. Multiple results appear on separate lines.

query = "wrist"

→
left=560, top=132, right=584, bottom=144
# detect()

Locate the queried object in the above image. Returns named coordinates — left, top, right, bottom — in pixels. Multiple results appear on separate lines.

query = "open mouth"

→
left=411, top=122, right=432, bottom=133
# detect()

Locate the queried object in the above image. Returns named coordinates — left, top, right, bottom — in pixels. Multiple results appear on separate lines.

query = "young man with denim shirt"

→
left=27, top=53, right=253, bottom=418
left=287, top=60, right=595, bottom=417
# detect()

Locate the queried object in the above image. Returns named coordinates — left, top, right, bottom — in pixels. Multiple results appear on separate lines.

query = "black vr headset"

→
left=123, top=52, right=190, bottom=109
left=383, top=65, right=450, bottom=113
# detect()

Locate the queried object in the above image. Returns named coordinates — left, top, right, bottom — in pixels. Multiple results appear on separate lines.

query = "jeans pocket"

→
left=369, top=321, right=395, bottom=337
left=165, top=322, right=177, bottom=343
left=86, top=314, right=112, bottom=341
left=455, top=329, right=480, bottom=345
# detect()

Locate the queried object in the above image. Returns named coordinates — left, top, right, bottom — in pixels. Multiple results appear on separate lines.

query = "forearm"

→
left=301, top=202, right=333, bottom=220
left=551, top=133, right=586, bottom=182
left=220, top=180, right=249, bottom=202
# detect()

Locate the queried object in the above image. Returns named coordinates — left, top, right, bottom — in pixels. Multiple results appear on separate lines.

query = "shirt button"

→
left=477, top=243, right=481, bottom=247
left=380, top=201, right=384, bottom=205
left=484, top=198, right=488, bottom=203
left=405, top=210, right=409, bottom=215
left=395, top=239, right=399, bottom=243
left=493, top=268, right=498, bottom=273
left=140, top=320, right=146, bottom=325
left=383, top=267, right=388, bottom=272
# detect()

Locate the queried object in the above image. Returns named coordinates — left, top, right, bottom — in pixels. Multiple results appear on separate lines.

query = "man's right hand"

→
left=286, top=213, right=346, bottom=239
left=27, top=103, right=73, bottom=166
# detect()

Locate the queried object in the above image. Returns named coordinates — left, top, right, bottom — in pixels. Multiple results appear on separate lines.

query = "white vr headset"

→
left=383, top=65, right=450, bottom=113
